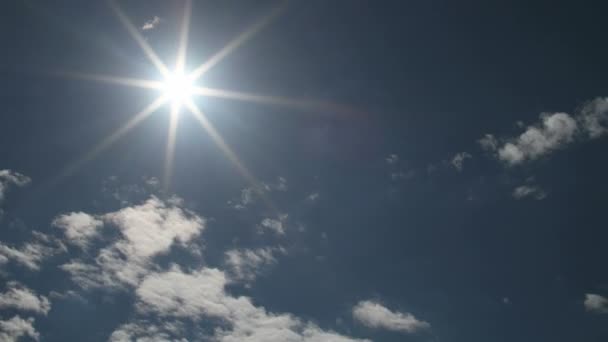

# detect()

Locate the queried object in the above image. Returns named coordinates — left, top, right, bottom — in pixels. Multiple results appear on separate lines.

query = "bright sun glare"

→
left=162, top=71, right=194, bottom=109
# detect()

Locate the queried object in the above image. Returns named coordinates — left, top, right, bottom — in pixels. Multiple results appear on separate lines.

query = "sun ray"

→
left=163, top=104, right=181, bottom=191
left=175, top=0, right=192, bottom=73
left=192, top=86, right=358, bottom=116
left=108, top=0, right=170, bottom=77
left=184, top=100, right=275, bottom=209
left=53, top=70, right=163, bottom=90
left=56, top=95, right=167, bottom=181
left=188, top=2, right=286, bottom=81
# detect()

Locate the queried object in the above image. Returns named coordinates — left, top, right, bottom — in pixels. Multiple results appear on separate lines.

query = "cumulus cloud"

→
left=497, top=113, right=577, bottom=165
left=142, top=16, right=161, bottom=31
left=61, top=196, right=205, bottom=289
left=512, top=185, right=546, bottom=200
left=0, top=316, right=39, bottom=342
left=480, top=97, right=608, bottom=165
left=53, top=212, right=103, bottom=249
left=0, top=232, right=66, bottom=271
left=451, top=152, right=472, bottom=171
left=224, top=247, right=285, bottom=283
left=584, top=293, right=608, bottom=314
left=352, top=300, right=430, bottom=334
left=0, top=282, right=50, bottom=315
left=128, top=265, right=368, bottom=342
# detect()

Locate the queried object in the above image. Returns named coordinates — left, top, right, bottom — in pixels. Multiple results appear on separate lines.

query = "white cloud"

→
left=0, top=170, right=30, bottom=202
left=129, top=265, right=368, bottom=342
left=451, top=152, right=472, bottom=171
left=481, top=98, right=608, bottom=165
left=352, top=300, right=430, bottom=334
left=109, top=321, right=187, bottom=342
left=0, top=232, right=66, bottom=271
left=224, top=247, right=285, bottom=283
left=0, top=316, right=39, bottom=342
left=307, top=192, right=320, bottom=201
left=584, top=293, right=608, bottom=314
left=142, top=16, right=161, bottom=31
left=0, top=282, right=50, bottom=315
left=512, top=185, right=546, bottom=200
left=259, top=215, right=287, bottom=235
left=52, top=212, right=103, bottom=249
left=61, top=196, right=205, bottom=289
left=497, top=113, right=577, bottom=165
left=579, top=97, right=608, bottom=138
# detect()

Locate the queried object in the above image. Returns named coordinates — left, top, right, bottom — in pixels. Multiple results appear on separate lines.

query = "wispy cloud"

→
left=512, top=185, right=546, bottom=200
left=451, top=152, right=472, bottom=172
left=141, top=16, right=161, bottom=31
left=352, top=300, right=430, bottom=333
left=0, top=232, right=66, bottom=271
left=0, top=170, right=30, bottom=203
left=224, top=247, right=285, bottom=283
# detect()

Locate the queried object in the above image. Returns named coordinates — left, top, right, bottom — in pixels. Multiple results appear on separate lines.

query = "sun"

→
left=162, top=71, right=195, bottom=109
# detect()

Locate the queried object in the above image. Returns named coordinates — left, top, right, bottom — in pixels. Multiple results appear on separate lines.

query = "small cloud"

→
left=451, top=152, right=472, bottom=172
left=502, top=297, right=511, bottom=305
left=391, top=170, right=415, bottom=181
left=512, top=185, right=546, bottom=200
left=386, top=154, right=399, bottom=164
left=142, top=16, right=161, bottom=31
left=478, top=134, right=498, bottom=151
left=224, top=247, right=285, bottom=283
left=307, top=192, right=320, bottom=201
left=258, top=214, right=287, bottom=235
left=0, top=170, right=30, bottom=203
left=352, top=300, right=430, bottom=334
left=584, top=293, right=608, bottom=314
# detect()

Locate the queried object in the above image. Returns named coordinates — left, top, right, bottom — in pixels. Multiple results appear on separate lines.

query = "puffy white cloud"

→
left=0, top=232, right=66, bottom=271
left=584, top=293, right=608, bottom=314
left=352, top=300, right=430, bottom=333
left=130, top=265, right=368, bottom=342
left=497, top=113, right=578, bottom=165
left=53, top=212, right=103, bottom=249
left=142, top=16, right=161, bottom=31
left=0, top=316, right=39, bottom=342
left=0, top=282, right=50, bottom=315
left=109, top=321, right=188, bottom=342
left=61, top=196, right=205, bottom=289
left=481, top=97, right=608, bottom=165
left=451, top=152, right=472, bottom=171
left=512, top=185, right=546, bottom=200
left=224, top=247, right=285, bottom=283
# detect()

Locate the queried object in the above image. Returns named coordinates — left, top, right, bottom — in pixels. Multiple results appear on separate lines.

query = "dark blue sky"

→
left=1, top=0, right=608, bottom=341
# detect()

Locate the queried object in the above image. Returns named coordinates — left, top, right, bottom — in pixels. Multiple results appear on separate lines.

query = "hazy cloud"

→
left=451, top=152, right=472, bottom=171
left=0, top=232, right=66, bottom=271
left=0, top=170, right=30, bottom=202
left=352, top=300, right=430, bottom=334
left=386, top=154, right=399, bottom=164
left=224, top=247, right=285, bottom=283
left=584, top=293, right=608, bottom=314
left=142, top=16, right=161, bottom=31
left=512, top=185, right=546, bottom=200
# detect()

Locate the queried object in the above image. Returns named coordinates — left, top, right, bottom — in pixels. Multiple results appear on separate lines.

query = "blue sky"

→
left=1, top=0, right=608, bottom=341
